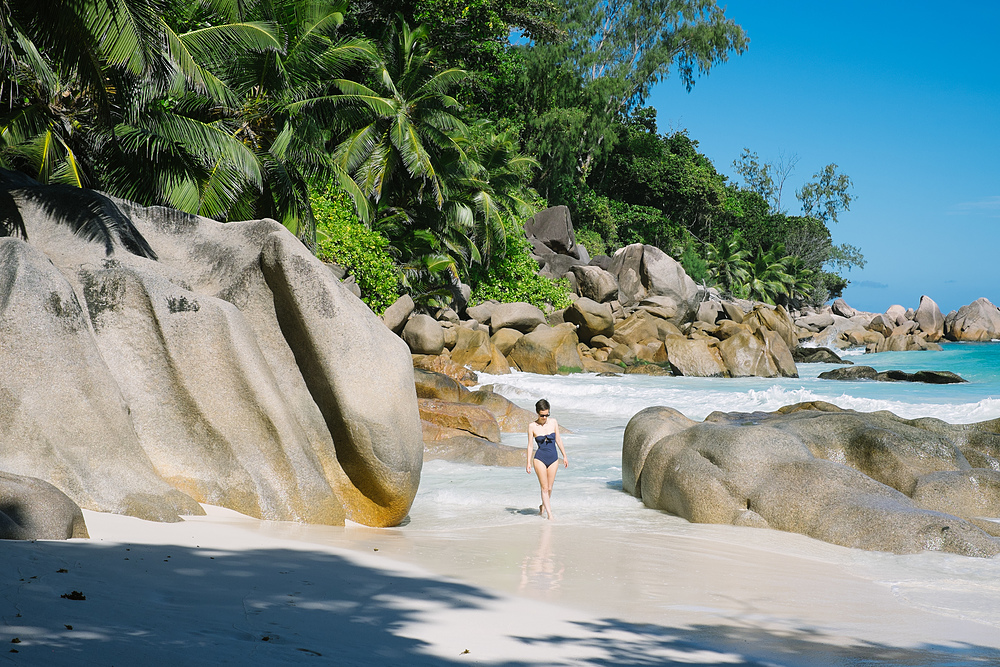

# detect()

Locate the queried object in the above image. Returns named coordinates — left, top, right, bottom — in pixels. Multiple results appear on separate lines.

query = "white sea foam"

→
left=478, top=370, right=1000, bottom=424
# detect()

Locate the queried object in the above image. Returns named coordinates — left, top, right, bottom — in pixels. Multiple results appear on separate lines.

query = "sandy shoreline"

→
left=2, top=506, right=999, bottom=666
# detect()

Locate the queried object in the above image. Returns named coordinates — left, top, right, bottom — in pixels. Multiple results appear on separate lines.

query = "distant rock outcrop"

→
left=819, top=366, right=967, bottom=384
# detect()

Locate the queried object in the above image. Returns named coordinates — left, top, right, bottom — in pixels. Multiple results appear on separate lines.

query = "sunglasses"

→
left=538, top=412, right=550, bottom=417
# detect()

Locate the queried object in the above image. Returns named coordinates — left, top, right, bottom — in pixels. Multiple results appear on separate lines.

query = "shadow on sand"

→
left=1, top=539, right=998, bottom=666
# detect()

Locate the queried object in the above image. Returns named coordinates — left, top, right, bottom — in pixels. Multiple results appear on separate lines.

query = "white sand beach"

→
left=3, top=503, right=999, bottom=666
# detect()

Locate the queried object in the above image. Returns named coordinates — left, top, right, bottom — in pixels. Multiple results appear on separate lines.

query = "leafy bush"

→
left=569, top=187, right=618, bottom=248
left=679, top=241, right=710, bottom=284
left=470, top=231, right=572, bottom=310
left=311, top=190, right=400, bottom=314
left=574, top=228, right=607, bottom=257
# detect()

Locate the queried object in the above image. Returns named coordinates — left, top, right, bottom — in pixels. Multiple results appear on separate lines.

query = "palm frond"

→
left=0, top=187, right=28, bottom=240
left=14, top=184, right=156, bottom=259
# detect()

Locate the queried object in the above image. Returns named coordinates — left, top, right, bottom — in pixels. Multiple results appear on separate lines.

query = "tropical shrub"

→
left=312, top=190, right=399, bottom=314
left=679, top=241, right=710, bottom=284
left=574, top=228, right=607, bottom=258
left=470, top=230, right=572, bottom=310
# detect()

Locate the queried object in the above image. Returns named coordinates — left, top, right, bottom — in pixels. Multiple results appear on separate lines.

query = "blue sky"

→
left=646, top=1, right=1000, bottom=314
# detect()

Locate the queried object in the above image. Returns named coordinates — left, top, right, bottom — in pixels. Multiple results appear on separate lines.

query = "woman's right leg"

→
left=533, top=459, right=553, bottom=519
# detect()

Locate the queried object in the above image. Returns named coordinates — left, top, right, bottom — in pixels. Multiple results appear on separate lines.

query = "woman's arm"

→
left=526, top=424, right=535, bottom=473
left=554, top=420, right=569, bottom=468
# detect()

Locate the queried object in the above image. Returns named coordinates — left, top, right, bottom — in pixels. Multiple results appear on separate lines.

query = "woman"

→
left=526, top=399, right=568, bottom=520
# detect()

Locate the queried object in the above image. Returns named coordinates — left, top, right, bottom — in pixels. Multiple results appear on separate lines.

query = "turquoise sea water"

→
left=403, top=342, right=1000, bottom=635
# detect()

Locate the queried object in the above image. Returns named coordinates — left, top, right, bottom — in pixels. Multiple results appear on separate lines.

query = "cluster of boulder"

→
left=414, top=369, right=536, bottom=466
left=384, top=206, right=1000, bottom=380
left=0, top=170, right=424, bottom=538
left=384, top=239, right=805, bottom=379
left=796, top=295, right=1000, bottom=352
left=624, top=402, right=1000, bottom=557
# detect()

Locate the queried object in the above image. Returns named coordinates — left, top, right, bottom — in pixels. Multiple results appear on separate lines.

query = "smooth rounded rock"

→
left=0, top=471, right=89, bottom=540
left=402, top=314, right=446, bottom=355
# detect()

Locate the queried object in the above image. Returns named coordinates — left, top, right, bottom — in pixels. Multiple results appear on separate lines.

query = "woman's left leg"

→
left=534, top=459, right=553, bottom=519
left=544, top=462, right=559, bottom=518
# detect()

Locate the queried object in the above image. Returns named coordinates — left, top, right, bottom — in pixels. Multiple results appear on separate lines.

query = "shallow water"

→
left=404, top=342, right=1000, bottom=635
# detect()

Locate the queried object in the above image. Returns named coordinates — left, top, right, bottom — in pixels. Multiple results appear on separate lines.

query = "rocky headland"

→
left=383, top=205, right=1000, bottom=381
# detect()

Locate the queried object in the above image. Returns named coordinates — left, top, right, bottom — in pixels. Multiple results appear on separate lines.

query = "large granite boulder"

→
left=663, top=338, right=727, bottom=377
left=743, top=304, right=797, bottom=350
left=450, top=327, right=494, bottom=370
left=831, top=298, right=856, bottom=318
left=460, top=390, right=538, bottom=433
left=570, top=264, right=618, bottom=303
left=0, top=174, right=423, bottom=527
left=563, top=297, right=614, bottom=344
left=489, top=302, right=546, bottom=334
left=418, top=399, right=501, bottom=443
left=412, top=354, right=478, bottom=386
left=794, top=312, right=835, bottom=332
left=413, top=368, right=470, bottom=403
left=524, top=205, right=583, bottom=258
left=0, top=471, right=89, bottom=540
left=885, top=304, right=907, bottom=326
left=911, top=470, right=1000, bottom=529
left=608, top=244, right=704, bottom=323
left=402, top=314, right=445, bottom=355
left=792, top=346, right=852, bottom=364
left=624, top=405, right=1000, bottom=556
left=490, top=328, right=524, bottom=356
left=819, top=367, right=966, bottom=384
left=424, top=436, right=525, bottom=467
left=611, top=311, right=660, bottom=347
left=914, top=295, right=945, bottom=341
left=466, top=301, right=497, bottom=326
left=508, top=324, right=584, bottom=375
left=622, top=407, right=696, bottom=495
left=946, top=297, right=1000, bottom=341
left=866, top=313, right=894, bottom=337
left=716, top=330, right=798, bottom=378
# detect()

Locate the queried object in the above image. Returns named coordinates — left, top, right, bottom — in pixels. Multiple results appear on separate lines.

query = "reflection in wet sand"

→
left=519, top=523, right=564, bottom=595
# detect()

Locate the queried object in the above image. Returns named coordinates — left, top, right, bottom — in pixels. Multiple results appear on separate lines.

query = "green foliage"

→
left=574, top=228, right=607, bottom=258
left=680, top=241, right=709, bottom=284
left=518, top=0, right=747, bottom=201
left=732, top=148, right=798, bottom=214
left=470, top=230, right=572, bottom=309
left=312, top=190, right=400, bottom=314
left=796, top=163, right=853, bottom=225
left=570, top=188, right=618, bottom=248
left=592, top=123, right=729, bottom=241
left=611, top=199, right=685, bottom=253
left=567, top=183, right=684, bottom=256
left=704, top=232, right=750, bottom=293
left=817, top=271, right=849, bottom=301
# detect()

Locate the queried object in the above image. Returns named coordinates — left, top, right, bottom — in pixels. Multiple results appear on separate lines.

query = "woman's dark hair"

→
left=535, top=399, right=550, bottom=414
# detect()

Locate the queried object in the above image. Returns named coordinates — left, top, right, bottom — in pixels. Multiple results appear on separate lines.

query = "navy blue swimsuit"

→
left=534, top=433, right=559, bottom=467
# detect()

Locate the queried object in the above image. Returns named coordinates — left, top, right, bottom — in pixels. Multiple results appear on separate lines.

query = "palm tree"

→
left=103, top=0, right=375, bottom=239
left=704, top=232, right=750, bottom=295
left=321, top=17, right=469, bottom=216
left=2, top=0, right=376, bottom=242
left=781, top=253, right=816, bottom=304
left=1, top=0, right=171, bottom=188
left=744, top=244, right=794, bottom=305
